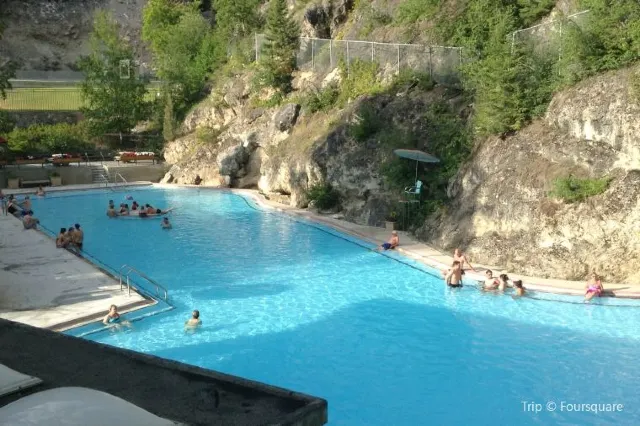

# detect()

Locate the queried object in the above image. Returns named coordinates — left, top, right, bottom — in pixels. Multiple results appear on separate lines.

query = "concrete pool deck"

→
left=223, top=188, right=640, bottom=299
left=0, top=201, right=152, bottom=330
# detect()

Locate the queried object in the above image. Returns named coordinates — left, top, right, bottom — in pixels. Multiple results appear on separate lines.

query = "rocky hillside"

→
left=422, top=65, right=640, bottom=282
left=0, top=0, right=148, bottom=72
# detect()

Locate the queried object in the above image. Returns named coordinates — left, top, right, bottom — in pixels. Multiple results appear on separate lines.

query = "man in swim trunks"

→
left=585, top=272, right=604, bottom=301
left=56, top=228, right=69, bottom=248
left=376, top=231, right=399, bottom=251
left=22, top=210, right=40, bottom=230
left=453, top=248, right=476, bottom=273
left=445, top=261, right=463, bottom=287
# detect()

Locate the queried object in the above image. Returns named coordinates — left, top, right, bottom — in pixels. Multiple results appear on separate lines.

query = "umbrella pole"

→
left=414, top=159, right=418, bottom=184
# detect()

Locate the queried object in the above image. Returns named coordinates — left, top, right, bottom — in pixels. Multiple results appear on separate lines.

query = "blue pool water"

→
left=31, top=188, right=640, bottom=425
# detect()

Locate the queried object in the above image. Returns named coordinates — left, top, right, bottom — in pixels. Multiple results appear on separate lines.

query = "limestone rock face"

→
left=273, top=103, right=301, bottom=132
left=423, top=66, right=640, bottom=283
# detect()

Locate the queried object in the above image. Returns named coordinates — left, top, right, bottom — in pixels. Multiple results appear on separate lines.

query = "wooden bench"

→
left=52, top=157, right=82, bottom=166
left=119, top=155, right=156, bottom=164
left=20, top=179, right=51, bottom=188
left=15, top=159, right=46, bottom=167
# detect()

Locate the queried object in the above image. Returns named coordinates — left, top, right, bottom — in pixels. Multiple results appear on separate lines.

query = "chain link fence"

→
left=510, top=10, right=591, bottom=58
left=256, top=34, right=465, bottom=86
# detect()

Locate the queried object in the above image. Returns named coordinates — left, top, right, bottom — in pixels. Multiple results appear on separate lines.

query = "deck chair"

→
left=0, top=364, right=42, bottom=398
left=404, top=180, right=423, bottom=199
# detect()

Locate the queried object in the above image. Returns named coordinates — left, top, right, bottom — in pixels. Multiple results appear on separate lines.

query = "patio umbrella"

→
left=393, top=149, right=440, bottom=183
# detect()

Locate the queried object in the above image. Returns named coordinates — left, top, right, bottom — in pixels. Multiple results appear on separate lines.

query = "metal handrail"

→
left=115, top=172, right=128, bottom=184
left=119, top=264, right=168, bottom=301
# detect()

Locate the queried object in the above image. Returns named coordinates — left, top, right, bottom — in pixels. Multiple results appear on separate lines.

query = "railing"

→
left=119, top=264, right=169, bottom=301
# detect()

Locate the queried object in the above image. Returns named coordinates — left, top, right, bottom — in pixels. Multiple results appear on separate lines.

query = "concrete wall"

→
left=0, top=166, right=92, bottom=188
left=105, top=165, right=169, bottom=183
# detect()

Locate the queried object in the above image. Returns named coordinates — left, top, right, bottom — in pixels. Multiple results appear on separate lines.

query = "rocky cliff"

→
left=0, top=0, right=148, bottom=72
left=422, top=65, right=640, bottom=282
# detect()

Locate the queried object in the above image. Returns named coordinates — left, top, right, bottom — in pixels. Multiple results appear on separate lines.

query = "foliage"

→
left=516, top=0, right=556, bottom=27
left=394, top=0, right=439, bottom=24
left=558, top=0, right=640, bottom=84
left=385, top=211, right=398, bottom=222
left=213, top=0, right=262, bottom=43
left=349, top=104, right=383, bottom=142
left=251, top=92, right=285, bottom=108
left=302, top=84, right=339, bottom=113
left=195, top=126, right=222, bottom=144
left=259, top=0, right=300, bottom=93
left=359, top=2, right=393, bottom=37
left=6, top=122, right=91, bottom=154
left=337, top=59, right=384, bottom=105
left=381, top=102, right=471, bottom=220
left=142, top=0, right=217, bottom=115
left=306, top=182, right=341, bottom=210
left=79, top=11, right=149, bottom=138
left=549, top=175, right=611, bottom=203
left=0, top=109, right=15, bottom=134
left=391, top=69, right=435, bottom=92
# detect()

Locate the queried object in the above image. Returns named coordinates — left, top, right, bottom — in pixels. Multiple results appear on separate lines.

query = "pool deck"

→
left=0, top=183, right=155, bottom=330
left=225, top=188, right=640, bottom=299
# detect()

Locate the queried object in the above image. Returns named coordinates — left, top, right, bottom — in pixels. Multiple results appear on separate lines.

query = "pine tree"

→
left=261, top=0, right=300, bottom=93
left=162, top=90, right=175, bottom=142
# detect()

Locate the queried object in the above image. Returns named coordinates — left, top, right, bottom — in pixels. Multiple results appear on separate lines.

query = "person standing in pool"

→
left=445, top=261, right=463, bottom=288
left=185, top=310, right=201, bottom=328
left=36, top=186, right=46, bottom=196
left=453, top=248, right=476, bottom=273
left=102, top=304, right=132, bottom=329
left=513, top=280, right=526, bottom=297
left=161, top=217, right=172, bottom=229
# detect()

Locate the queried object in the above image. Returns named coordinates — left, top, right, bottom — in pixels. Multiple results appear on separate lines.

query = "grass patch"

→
left=337, top=59, right=384, bottom=106
left=349, top=104, right=382, bottom=142
left=549, top=175, right=612, bottom=203
left=394, top=0, right=439, bottom=24
left=195, top=126, right=222, bottom=145
left=0, top=86, right=161, bottom=111
left=302, top=84, right=340, bottom=113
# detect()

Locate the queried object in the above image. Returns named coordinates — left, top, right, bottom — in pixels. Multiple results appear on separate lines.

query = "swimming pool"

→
left=32, top=188, right=640, bottom=425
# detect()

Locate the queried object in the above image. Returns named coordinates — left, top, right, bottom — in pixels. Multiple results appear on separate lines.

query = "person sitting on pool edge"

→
left=22, top=210, right=40, bottom=230
left=445, top=261, right=463, bottom=288
left=56, top=228, right=69, bottom=248
left=102, top=304, right=132, bottom=328
left=185, top=310, right=202, bottom=328
left=585, top=271, right=604, bottom=302
left=376, top=231, right=399, bottom=251
left=194, top=175, right=202, bottom=186
left=73, top=224, right=84, bottom=250
left=161, top=217, right=172, bottom=229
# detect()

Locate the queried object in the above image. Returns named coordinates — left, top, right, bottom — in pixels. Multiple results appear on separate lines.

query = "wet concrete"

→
left=0, top=319, right=328, bottom=426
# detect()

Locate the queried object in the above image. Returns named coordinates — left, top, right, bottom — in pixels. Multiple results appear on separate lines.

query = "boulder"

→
left=302, top=4, right=331, bottom=38
left=273, top=103, right=301, bottom=132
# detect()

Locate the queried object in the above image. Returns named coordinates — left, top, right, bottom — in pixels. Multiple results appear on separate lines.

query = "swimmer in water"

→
left=444, top=261, right=463, bottom=288
left=513, top=280, right=526, bottom=297
left=185, top=310, right=202, bottom=328
left=161, top=217, right=172, bottom=229
left=102, top=304, right=132, bottom=329
left=36, top=186, right=46, bottom=196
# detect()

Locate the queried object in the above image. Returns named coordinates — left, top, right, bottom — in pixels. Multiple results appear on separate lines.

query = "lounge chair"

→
left=404, top=180, right=422, bottom=198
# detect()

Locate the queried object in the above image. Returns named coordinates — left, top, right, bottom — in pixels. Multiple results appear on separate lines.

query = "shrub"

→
left=0, top=109, right=15, bottom=134
left=7, top=122, right=91, bottom=154
left=394, top=0, right=439, bottom=24
left=392, top=69, right=435, bottom=92
left=303, top=84, right=339, bottom=113
left=549, top=175, right=611, bottom=203
left=349, top=104, right=383, bottom=142
left=337, top=59, right=384, bottom=106
left=307, top=182, right=340, bottom=210
left=195, top=126, right=222, bottom=144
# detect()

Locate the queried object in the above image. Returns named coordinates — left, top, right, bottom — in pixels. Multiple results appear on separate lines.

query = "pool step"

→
left=90, top=166, right=110, bottom=185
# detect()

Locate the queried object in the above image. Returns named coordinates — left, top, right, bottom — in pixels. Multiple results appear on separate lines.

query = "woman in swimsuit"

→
left=36, top=186, right=46, bottom=196
left=585, top=272, right=604, bottom=302
left=102, top=304, right=132, bottom=328
left=513, top=280, right=526, bottom=297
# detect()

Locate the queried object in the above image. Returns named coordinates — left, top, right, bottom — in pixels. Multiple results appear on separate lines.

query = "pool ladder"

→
left=119, top=264, right=169, bottom=301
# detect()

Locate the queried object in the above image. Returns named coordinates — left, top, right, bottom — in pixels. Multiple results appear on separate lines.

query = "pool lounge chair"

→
left=404, top=180, right=422, bottom=198
left=0, top=364, right=43, bottom=398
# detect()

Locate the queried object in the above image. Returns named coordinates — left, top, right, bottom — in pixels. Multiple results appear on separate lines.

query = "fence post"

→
left=346, top=41, right=350, bottom=76
left=371, top=42, right=374, bottom=62
left=255, top=33, right=259, bottom=62
left=510, top=31, right=516, bottom=55
left=396, top=44, right=400, bottom=75
left=330, top=39, right=333, bottom=68
left=428, top=46, right=433, bottom=79
left=312, top=38, right=315, bottom=70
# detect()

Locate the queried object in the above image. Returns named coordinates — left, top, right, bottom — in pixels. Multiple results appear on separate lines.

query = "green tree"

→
left=214, top=0, right=262, bottom=42
left=0, top=109, right=15, bottom=134
left=79, top=11, right=149, bottom=142
left=260, top=0, right=300, bottom=93
left=162, top=89, right=175, bottom=142
left=142, top=0, right=217, bottom=116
